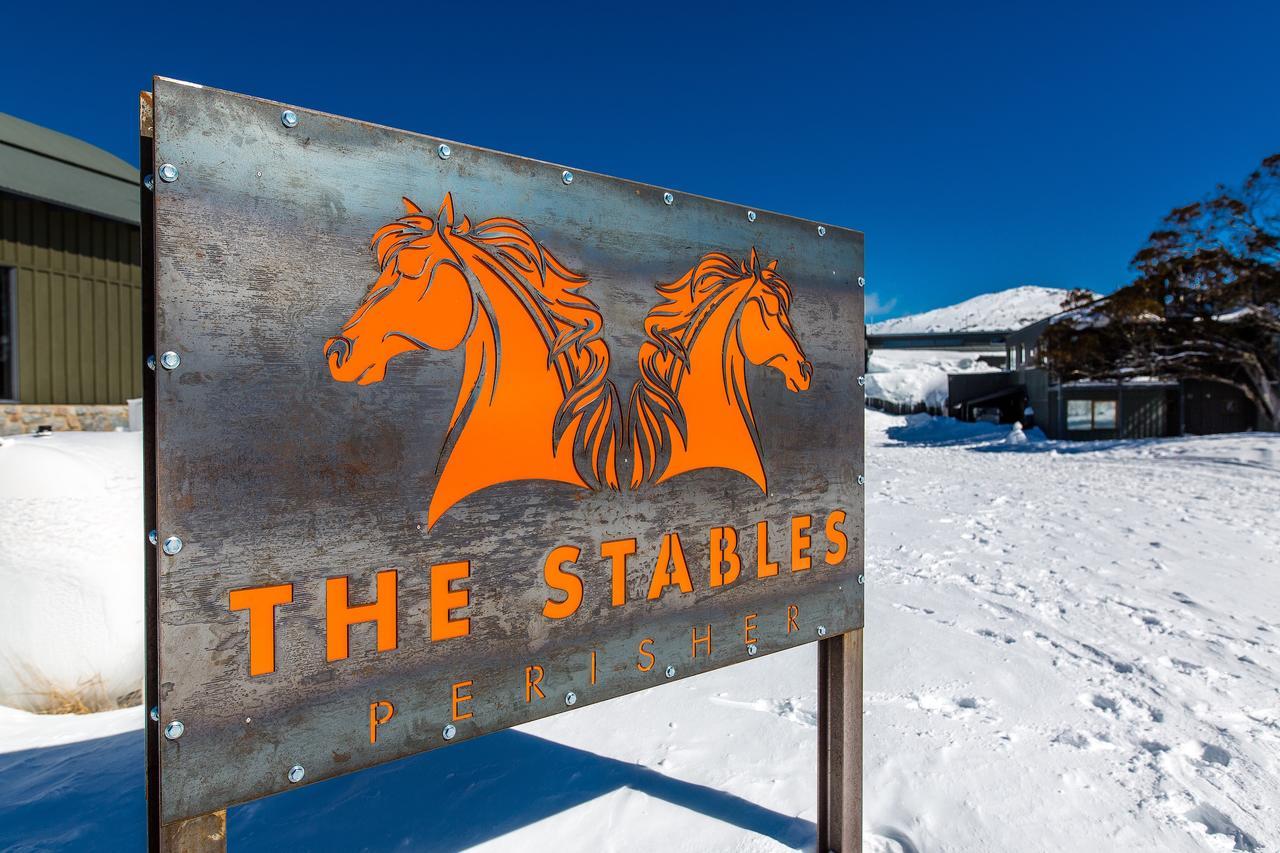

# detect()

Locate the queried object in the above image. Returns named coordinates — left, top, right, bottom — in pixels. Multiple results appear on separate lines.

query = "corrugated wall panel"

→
left=0, top=191, right=141, bottom=404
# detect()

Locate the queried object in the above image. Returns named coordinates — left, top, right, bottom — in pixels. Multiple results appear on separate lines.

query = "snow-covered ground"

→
left=865, top=349, right=1002, bottom=409
left=2, top=415, right=1278, bottom=851
left=869, top=285, right=1093, bottom=335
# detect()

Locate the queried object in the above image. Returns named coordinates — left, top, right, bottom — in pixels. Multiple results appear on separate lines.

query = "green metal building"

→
left=0, top=112, right=141, bottom=406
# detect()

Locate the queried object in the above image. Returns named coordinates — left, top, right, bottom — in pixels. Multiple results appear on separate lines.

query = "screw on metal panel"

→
left=438, top=143, right=452, bottom=160
left=143, top=174, right=154, bottom=191
left=562, top=170, right=574, bottom=185
left=288, top=765, right=305, bottom=783
left=746, top=643, right=758, bottom=656
left=858, top=276, right=866, bottom=288
left=158, top=163, right=178, bottom=183
left=565, top=692, right=578, bottom=706
left=857, top=475, right=865, bottom=486
left=664, top=665, right=677, bottom=678
left=148, top=529, right=158, bottom=545
left=857, top=376, right=866, bottom=387
left=747, top=210, right=757, bottom=222
left=858, top=574, right=865, bottom=585
left=442, top=724, right=457, bottom=740
left=817, top=625, right=828, bottom=636
left=162, top=536, right=183, bottom=556
left=280, top=110, right=298, bottom=128
left=146, top=354, right=156, bottom=371
left=663, top=192, right=674, bottom=205
left=163, top=720, right=184, bottom=740
left=818, top=225, right=827, bottom=236
left=149, top=706, right=159, bottom=722
left=159, top=351, right=181, bottom=370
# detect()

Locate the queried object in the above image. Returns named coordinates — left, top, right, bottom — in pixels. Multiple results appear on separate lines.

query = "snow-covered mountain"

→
left=869, top=285, right=1097, bottom=334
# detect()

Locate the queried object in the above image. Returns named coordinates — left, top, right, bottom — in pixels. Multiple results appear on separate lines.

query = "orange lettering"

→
left=601, top=538, right=637, bottom=607
left=647, top=532, right=694, bottom=600
left=228, top=583, right=293, bottom=676
left=637, top=637, right=656, bottom=672
left=326, top=571, right=397, bottom=662
left=756, top=521, right=780, bottom=577
left=691, top=624, right=712, bottom=658
left=710, top=526, right=741, bottom=587
left=525, top=665, right=546, bottom=702
left=431, top=560, right=471, bottom=641
left=787, top=603, right=800, bottom=634
left=543, top=545, right=583, bottom=619
left=452, top=680, right=474, bottom=721
left=369, top=700, right=395, bottom=744
left=744, top=613, right=758, bottom=645
left=791, top=515, right=813, bottom=571
left=825, top=509, right=849, bottom=565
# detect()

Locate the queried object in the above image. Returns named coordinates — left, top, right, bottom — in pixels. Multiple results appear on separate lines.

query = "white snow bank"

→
left=0, top=432, right=143, bottom=711
left=865, top=349, right=1002, bottom=407
left=869, top=285, right=1095, bottom=334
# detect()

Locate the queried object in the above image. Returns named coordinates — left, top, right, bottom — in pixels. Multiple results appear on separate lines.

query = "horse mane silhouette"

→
left=626, top=248, right=810, bottom=490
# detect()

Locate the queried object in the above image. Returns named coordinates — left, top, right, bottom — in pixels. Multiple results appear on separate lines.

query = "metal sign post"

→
left=141, top=78, right=864, bottom=851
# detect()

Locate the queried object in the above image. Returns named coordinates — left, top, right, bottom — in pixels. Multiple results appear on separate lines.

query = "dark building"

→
left=947, top=307, right=1272, bottom=439
left=1, top=113, right=141, bottom=434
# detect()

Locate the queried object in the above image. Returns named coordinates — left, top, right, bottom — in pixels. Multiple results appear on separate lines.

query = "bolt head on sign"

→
left=145, top=77, right=863, bottom=824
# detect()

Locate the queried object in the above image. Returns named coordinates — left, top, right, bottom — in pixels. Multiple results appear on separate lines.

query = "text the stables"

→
left=227, top=509, right=850, bottom=676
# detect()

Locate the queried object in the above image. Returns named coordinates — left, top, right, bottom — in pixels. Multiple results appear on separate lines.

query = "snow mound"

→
left=869, top=285, right=1095, bottom=334
left=0, top=432, right=143, bottom=712
left=865, top=349, right=1002, bottom=407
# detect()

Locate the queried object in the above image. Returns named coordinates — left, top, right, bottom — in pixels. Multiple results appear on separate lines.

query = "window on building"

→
left=0, top=269, right=14, bottom=401
left=1067, top=397, right=1118, bottom=431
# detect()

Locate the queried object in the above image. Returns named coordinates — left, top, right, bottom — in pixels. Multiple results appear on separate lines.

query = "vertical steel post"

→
left=817, top=629, right=862, bottom=852
left=159, top=811, right=227, bottom=853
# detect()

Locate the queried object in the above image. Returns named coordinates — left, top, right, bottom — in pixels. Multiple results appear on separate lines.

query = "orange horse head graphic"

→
left=627, top=249, right=811, bottom=490
left=325, top=194, right=621, bottom=527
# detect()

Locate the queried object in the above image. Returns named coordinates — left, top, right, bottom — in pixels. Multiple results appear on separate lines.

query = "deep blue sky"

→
left=5, top=2, right=1278, bottom=320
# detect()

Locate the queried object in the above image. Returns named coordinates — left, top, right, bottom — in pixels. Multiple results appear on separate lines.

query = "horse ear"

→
left=402, top=197, right=422, bottom=215
left=766, top=259, right=778, bottom=271
left=749, top=247, right=760, bottom=271
left=439, top=193, right=458, bottom=228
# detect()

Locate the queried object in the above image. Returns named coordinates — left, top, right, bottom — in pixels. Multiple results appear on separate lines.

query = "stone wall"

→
left=1, top=404, right=131, bottom=436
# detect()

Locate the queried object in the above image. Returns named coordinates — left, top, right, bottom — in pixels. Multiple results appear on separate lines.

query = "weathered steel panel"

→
left=150, top=77, right=864, bottom=822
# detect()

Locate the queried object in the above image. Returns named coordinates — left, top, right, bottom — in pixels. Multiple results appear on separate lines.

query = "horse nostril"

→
left=800, top=360, right=813, bottom=381
left=325, top=336, right=351, bottom=368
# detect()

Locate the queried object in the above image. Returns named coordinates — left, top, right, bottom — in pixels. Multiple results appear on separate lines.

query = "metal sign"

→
left=145, top=77, right=865, bottom=829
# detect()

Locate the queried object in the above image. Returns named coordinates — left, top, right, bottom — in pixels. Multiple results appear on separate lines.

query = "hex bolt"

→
left=158, top=163, right=178, bottom=183
left=162, top=536, right=183, bottom=556
left=747, top=210, right=757, bottom=222
left=438, top=143, right=452, bottom=160
left=280, top=110, right=299, bottom=128
left=817, top=625, right=828, bottom=637
left=857, top=475, right=865, bottom=486
left=663, top=192, right=674, bottom=205
left=664, top=665, right=677, bottom=678
left=164, top=720, right=185, bottom=740
left=143, top=174, right=154, bottom=191
left=818, top=225, right=827, bottom=237
left=746, top=643, right=758, bottom=656
left=149, top=706, right=159, bottom=722
left=148, top=529, right=158, bottom=545
left=858, top=574, right=866, bottom=585
left=442, top=724, right=457, bottom=740
left=146, top=354, right=156, bottom=371
left=564, top=691, right=578, bottom=707
left=858, top=276, right=866, bottom=288
left=562, top=170, right=574, bottom=185
left=857, top=376, right=866, bottom=387
left=288, top=765, right=305, bottom=783
left=159, top=351, right=181, bottom=370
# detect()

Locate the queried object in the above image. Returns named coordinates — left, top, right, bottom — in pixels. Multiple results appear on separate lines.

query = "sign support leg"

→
left=159, top=811, right=227, bottom=852
left=817, top=628, right=862, bottom=852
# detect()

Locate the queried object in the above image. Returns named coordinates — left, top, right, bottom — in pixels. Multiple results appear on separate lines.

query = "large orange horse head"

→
left=325, top=195, right=621, bottom=527
left=627, top=249, right=811, bottom=490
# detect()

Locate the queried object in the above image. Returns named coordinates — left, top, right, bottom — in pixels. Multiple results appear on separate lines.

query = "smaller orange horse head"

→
left=627, top=249, right=811, bottom=490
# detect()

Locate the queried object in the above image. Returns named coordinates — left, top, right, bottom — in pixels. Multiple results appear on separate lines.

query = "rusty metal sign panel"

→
left=147, top=77, right=864, bottom=823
